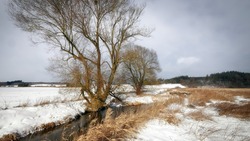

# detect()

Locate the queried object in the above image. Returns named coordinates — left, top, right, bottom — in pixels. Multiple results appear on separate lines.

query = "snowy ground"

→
left=135, top=96, right=250, bottom=141
left=0, top=87, right=86, bottom=138
left=0, top=84, right=182, bottom=139
left=0, top=87, right=81, bottom=109
left=2, top=85, right=248, bottom=141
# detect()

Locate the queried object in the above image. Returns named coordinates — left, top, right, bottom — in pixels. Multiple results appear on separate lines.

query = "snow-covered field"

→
left=0, top=87, right=82, bottom=109
left=136, top=103, right=250, bottom=141
left=0, top=87, right=85, bottom=138
left=1, top=85, right=249, bottom=141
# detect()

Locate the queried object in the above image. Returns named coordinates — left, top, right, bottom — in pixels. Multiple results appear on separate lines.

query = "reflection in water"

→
left=20, top=112, right=92, bottom=141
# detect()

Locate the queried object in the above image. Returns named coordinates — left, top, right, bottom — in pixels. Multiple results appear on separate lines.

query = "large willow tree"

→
left=9, top=0, right=150, bottom=111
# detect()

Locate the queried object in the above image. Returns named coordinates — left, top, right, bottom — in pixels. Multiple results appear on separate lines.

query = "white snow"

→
left=30, top=84, right=67, bottom=87
left=136, top=119, right=197, bottom=141
left=0, top=101, right=86, bottom=138
left=113, top=84, right=135, bottom=93
left=136, top=116, right=250, bottom=141
left=0, top=87, right=81, bottom=109
left=144, top=84, right=186, bottom=95
left=124, top=96, right=153, bottom=104
left=234, top=96, right=250, bottom=104
left=135, top=99, right=250, bottom=141
left=0, top=87, right=85, bottom=138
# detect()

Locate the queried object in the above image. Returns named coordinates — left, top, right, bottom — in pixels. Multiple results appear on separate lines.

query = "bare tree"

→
left=122, top=45, right=161, bottom=95
left=9, top=0, right=150, bottom=111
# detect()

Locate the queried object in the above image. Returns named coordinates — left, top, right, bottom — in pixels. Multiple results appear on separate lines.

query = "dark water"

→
left=19, top=112, right=93, bottom=141
left=19, top=105, right=149, bottom=141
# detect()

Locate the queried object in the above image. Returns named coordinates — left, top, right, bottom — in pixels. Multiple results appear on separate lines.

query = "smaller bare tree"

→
left=122, top=45, right=161, bottom=95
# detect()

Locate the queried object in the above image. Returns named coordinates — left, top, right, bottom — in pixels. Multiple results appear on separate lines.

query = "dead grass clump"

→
left=185, top=88, right=250, bottom=107
left=78, top=108, right=153, bottom=141
left=185, top=88, right=233, bottom=106
left=0, top=133, right=20, bottom=141
left=78, top=97, right=183, bottom=141
left=165, top=95, right=184, bottom=105
left=16, top=100, right=30, bottom=108
left=34, top=99, right=51, bottom=106
left=158, top=111, right=181, bottom=125
left=40, top=122, right=56, bottom=131
left=222, top=89, right=250, bottom=99
left=169, top=90, right=191, bottom=95
left=214, top=102, right=250, bottom=119
left=156, top=96, right=183, bottom=125
left=187, top=110, right=212, bottom=121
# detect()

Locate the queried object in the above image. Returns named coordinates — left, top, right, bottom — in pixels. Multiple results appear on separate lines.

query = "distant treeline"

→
left=160, top=71, right=250, bottom=88
left=0, top=80, right=66, bottom=87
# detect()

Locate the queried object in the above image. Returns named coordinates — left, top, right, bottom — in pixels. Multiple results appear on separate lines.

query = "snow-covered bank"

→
left=0, top=101, right=86, bottom=138
left=0, top=87, right=85, bottom=139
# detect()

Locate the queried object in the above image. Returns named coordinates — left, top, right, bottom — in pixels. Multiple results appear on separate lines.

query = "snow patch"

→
left=234, top=96, right=250, bottom=104
left=136, top=109, right=250, bottom=141
left=124, top=96, right=153, bottom=104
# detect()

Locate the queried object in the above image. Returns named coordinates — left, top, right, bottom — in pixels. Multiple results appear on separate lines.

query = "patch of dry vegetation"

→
left=0, top=134, right=21, bottom=141
left=186, top=110, right=212, bottom=121
left=214, top=102, right=250, bottom=119
left=185, top=88, right=250, bottom=106
left=185, top=88, right=231, bottom=106
left=184, top=88, right=250, bottom=119
left=77, top=96, right=183, bottom=141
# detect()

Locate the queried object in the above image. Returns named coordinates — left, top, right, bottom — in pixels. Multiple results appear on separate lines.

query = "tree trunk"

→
left=135, top=85, right=142, bottom=95
left=86, top=97, right=106, bottom=112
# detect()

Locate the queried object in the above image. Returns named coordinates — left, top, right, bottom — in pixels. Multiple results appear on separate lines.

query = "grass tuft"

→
left=186, top=110, right=212, bottom=121
left=214, top=102, right=250, bottom=119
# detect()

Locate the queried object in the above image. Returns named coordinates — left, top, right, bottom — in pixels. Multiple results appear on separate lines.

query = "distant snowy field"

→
left=0, top=84, right=184, bottom=139
left=0, top=87, right=81, bottom=108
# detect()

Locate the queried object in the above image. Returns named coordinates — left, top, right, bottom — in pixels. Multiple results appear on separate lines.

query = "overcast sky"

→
left=1, top=0, right=250, bottom=82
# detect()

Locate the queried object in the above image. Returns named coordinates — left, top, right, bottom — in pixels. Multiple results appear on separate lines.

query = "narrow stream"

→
left=19, top=112, right=92, bottom=141
left=19, top=105, right=149, bottom=141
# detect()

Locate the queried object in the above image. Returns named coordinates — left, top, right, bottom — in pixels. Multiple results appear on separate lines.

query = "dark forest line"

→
left=160, top=71, right=250, bottom=88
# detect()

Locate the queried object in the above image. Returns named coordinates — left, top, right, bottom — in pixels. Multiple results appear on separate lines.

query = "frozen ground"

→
left=136, top=117, right=250, bottom=141
left=0, top=87, right=86, bottom=138
left=135, top=97, right=250, bottom=141
left=0, top=84, right=183, bottom=139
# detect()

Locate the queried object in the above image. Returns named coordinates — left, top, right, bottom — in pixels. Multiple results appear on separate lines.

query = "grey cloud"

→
left=137, top=0, right=250, bottom=78
left=1, top=0, right=250, bottom=81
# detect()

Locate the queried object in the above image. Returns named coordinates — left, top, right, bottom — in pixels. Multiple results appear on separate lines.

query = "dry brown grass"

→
left=0, top=134, right=20, bottom=141
left=77, top=96, right=183, bottom=141
left=16, top=100, right=30, bottom=108
left=186, top=110, right=212, bottom=121
left=182, top=88, right=250, bottom=119
left=34, top=99, right=51, bottom=106
left=185, top=88, right=250, bottom=106
left=214, top=102, right=250, bottom=119
left=39, top=122, right=56, bottom=130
